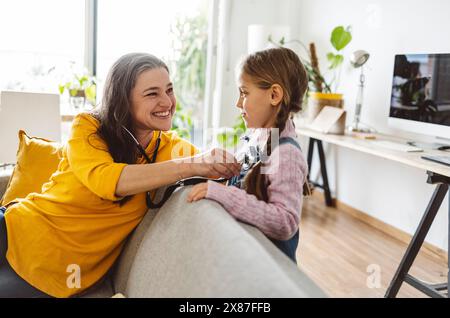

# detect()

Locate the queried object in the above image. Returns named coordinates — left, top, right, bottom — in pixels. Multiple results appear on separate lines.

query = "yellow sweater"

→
left=4, top=113, right=198, bottom=297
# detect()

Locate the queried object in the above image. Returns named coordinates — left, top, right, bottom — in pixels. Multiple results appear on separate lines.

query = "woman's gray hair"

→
left=90, top=53, right=170, bottom=206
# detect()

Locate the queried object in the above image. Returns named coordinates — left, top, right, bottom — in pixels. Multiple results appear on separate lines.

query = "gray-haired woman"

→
left=0, top=53, right=240, bottom=298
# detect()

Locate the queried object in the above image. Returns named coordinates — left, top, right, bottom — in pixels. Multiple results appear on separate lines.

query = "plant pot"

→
left=69, top=90, right=86, bottom=111
left=307, top=92, right=344, bottom=122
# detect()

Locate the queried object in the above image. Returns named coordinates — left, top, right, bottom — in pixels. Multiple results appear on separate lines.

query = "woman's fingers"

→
left=210, top=148, right=238, bottom=165
left=230, top=162, right=242, bottom=175
left=206, top=162, right=241, bottom=179
left=212, top=163, right=235, bottom=179
left=221, top=163, right=240, bottom=178
left=193, top=148, right=241, bottom=178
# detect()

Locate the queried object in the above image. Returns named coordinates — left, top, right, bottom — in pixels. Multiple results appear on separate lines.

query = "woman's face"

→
left=130, top=67, right=176, bottom=132
left=236, top=73, right=279, bottom=129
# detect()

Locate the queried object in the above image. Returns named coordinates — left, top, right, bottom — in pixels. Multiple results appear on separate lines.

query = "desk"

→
left=297, top=127, right=450, bottom=298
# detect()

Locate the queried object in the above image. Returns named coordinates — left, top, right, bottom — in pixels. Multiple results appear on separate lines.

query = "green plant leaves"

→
left=216, top=115, right=246, bottom=148
left=327, top=53, right=344, bottom=70
left=168, top=11, right=208, bottom=142
left=85, top=84, right=96, bottom=105
left=59, top=72, right=96, bottom=105
left=69, top=88, right=79, bottom=97
left=58, top=84, right=65, bottom=95
left=172, top=101, right=192, bottom=140
left=330, top=26, right=352, bottom=51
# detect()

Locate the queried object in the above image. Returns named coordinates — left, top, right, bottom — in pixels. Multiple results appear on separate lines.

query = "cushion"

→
left=0, top=130, right=62, bottom=206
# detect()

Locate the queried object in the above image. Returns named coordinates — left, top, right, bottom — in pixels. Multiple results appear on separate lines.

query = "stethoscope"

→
left=227, top=135, right=260, bottom=188
left=122, top=126, right=162, bottom=164
left=121, top=126, right=233, bottom=208
left=122, top=126, right=162, bottom=208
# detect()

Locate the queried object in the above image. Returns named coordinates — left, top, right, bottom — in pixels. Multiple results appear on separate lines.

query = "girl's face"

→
left=236, top=73, right=283, bottom=128
left=130, top=67, right=176, bottom=132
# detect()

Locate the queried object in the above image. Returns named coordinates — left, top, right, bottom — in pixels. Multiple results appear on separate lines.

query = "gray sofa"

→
left=0, top=169, right=326, bottom=298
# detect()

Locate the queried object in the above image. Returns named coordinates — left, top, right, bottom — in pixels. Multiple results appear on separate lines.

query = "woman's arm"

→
left=67, top=114, right=240, bottom=201
left=114, top=159, right=188, bottom=197
left=115, top=149, right=241, bottom=197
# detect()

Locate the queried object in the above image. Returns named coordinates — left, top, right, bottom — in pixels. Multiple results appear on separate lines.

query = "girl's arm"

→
left=204, top=144, right=307, bottom=241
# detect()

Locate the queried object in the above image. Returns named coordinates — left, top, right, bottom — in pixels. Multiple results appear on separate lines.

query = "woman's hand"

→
left=188, top=148, right=241, bottom=179
left=187, top=182, right=209, bottom=202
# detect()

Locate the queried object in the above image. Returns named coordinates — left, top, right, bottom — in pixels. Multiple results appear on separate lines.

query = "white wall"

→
left=294, top=0, right=449, bottom=250
left=216, top=0, right=301, bottom=127
left=220, top=0, right=449, bottom=250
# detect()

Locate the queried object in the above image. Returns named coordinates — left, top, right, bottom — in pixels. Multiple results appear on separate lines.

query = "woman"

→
left=0, top=53, right=240, bottom=298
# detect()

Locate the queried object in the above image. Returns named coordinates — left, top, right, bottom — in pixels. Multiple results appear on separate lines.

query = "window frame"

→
left=85, top=0, right=98, bottom=76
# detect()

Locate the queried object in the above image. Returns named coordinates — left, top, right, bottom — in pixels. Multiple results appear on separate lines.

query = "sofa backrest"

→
left=113, top=186, right=326, bottom=298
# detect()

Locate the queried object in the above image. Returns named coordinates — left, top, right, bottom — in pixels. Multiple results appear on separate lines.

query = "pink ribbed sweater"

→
left=205, top=119, right=308, bottom=240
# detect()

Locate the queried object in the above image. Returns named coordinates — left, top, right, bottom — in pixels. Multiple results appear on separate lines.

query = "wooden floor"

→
left=297, top=194, right=448, bottom=298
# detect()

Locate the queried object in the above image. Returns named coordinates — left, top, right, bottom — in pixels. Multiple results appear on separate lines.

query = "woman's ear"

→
left=270, top=84, right=284, bottom=107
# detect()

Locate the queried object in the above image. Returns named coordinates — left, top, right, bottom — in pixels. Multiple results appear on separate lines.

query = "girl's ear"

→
left=270, top=84, right=284, bottom=107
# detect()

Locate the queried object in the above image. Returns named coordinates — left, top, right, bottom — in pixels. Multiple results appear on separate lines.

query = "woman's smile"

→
left=151, top=109, right=172, bottom=119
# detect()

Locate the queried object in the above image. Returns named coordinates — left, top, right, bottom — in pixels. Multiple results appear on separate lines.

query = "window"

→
left=97, top=0, right=208, bottom=147
left=0, top=0, right=85, bottom=94
left=0, top=0, right=209, bottom=147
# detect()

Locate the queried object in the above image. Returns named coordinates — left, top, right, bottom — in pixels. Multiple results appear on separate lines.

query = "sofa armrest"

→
left=0, top=169, right=13, bottom=202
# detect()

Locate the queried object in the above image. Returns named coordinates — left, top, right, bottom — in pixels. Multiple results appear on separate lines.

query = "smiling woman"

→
left=0, top=52, right=241, bottom=298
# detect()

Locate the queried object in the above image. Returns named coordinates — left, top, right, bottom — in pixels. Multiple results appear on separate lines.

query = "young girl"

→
left=187, top=47, right=309, bottom=263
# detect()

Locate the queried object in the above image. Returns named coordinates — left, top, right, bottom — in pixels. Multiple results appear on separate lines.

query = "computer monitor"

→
left=388, top=53, right=450, bottom=140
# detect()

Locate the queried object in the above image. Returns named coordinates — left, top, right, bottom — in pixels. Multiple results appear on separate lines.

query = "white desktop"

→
left=372, top=53, right=450, bottom=160
left=387, top=53, right=450, bottom=146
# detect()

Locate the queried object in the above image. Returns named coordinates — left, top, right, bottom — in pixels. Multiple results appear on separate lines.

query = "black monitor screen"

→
left=390, top=53, right=450, bottom=127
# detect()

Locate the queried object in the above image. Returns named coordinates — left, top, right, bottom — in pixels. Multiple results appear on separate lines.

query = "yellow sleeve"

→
left=66, top=113, right=127, bottom=201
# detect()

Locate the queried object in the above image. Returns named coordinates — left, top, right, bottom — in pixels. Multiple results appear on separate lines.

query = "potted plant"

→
left=269, top=25, right=352, bottom=123
left=305, top=27, right=352, bottom=124
left=59, top=73, right=96, bottom=111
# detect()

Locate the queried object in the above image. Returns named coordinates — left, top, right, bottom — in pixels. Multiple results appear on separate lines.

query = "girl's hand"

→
left=187, top=182, right=209, bottom=202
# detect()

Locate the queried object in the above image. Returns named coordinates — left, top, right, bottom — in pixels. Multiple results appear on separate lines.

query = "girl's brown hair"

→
left=240, top=47, right=308, bottom=201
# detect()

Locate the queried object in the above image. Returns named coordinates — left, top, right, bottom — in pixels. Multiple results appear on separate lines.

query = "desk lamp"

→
left=348, top=50, right=371, bottom=132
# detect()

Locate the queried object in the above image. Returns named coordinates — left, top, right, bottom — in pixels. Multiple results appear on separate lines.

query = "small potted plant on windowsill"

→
left=59, top=73, right=97, bottom=111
